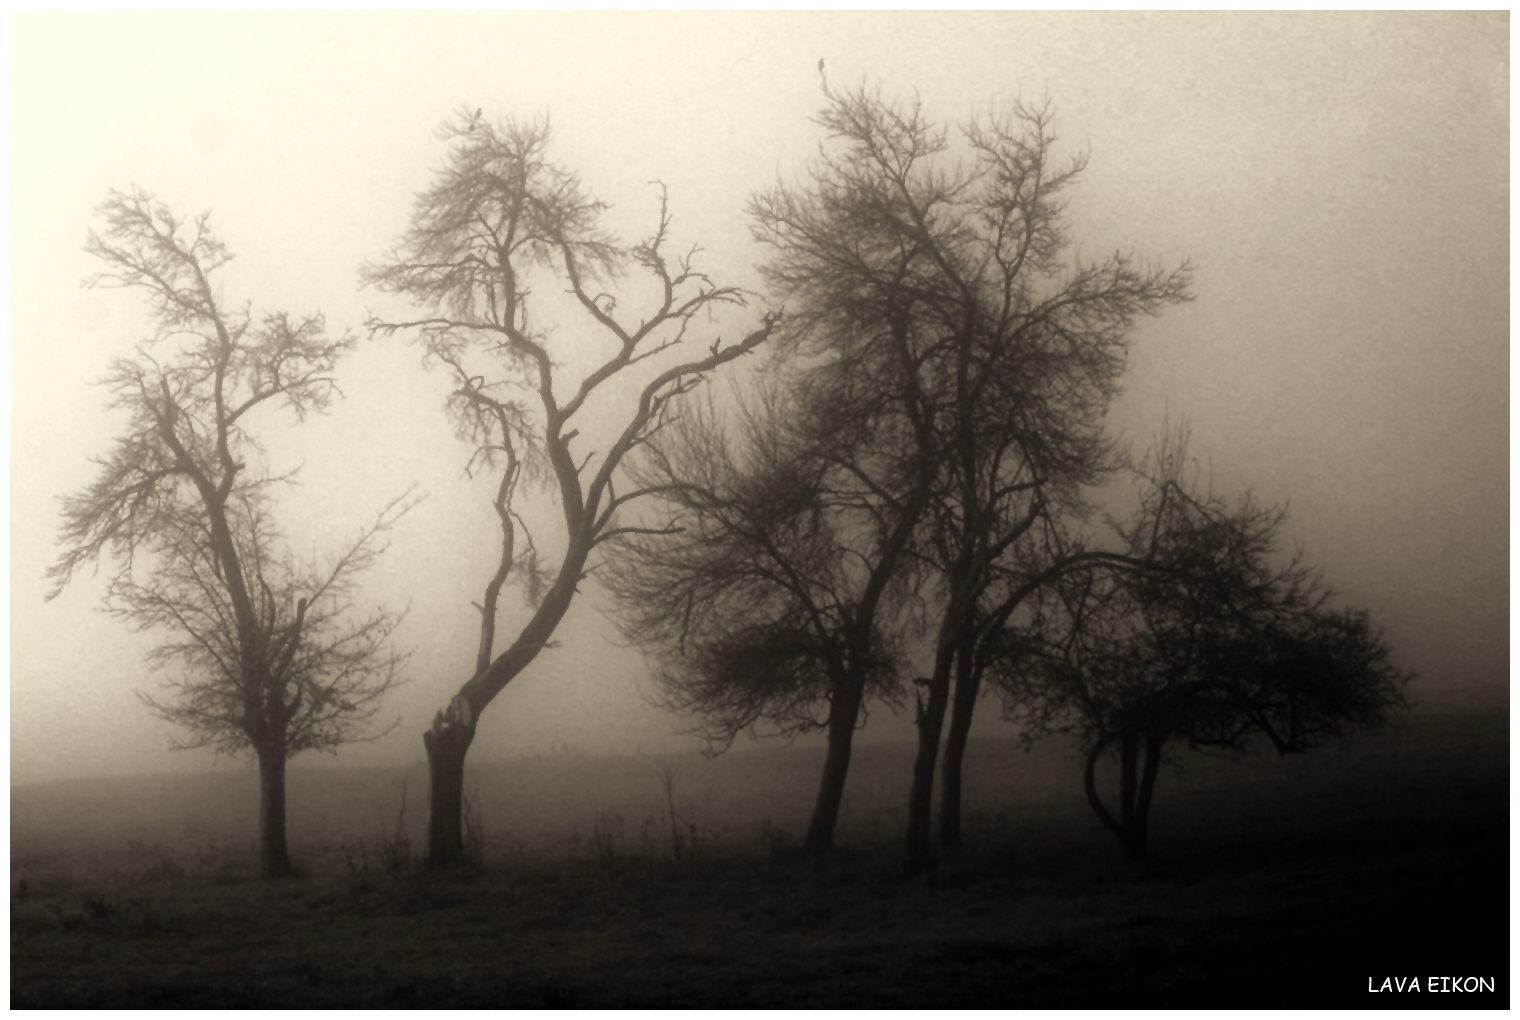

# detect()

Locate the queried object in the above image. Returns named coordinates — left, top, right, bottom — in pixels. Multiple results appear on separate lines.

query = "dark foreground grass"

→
left=11, top=802, right=1506, bottom=1007
left=12, top=710, right=1508, bottom=1006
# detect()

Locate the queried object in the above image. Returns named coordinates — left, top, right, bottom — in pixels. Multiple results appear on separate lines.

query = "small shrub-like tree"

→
left=1005, top=437, right=1412, bottom=862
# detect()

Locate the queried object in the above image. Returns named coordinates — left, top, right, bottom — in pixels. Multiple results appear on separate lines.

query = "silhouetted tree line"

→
left=602, top=81, right=1407, bottom=870
left=52, top=77, right=1409, bottom=877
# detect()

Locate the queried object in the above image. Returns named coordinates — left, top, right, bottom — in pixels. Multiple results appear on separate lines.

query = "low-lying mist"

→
left=13, top=705, right=1504, bottom=876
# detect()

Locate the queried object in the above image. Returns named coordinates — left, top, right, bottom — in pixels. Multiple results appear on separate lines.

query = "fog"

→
left=10, top=12, right=1507, bottom=785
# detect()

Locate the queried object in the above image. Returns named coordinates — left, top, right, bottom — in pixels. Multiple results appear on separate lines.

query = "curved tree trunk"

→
left=424, top=703, right=478, bottom=869
left=803, top=668, right=867, bottom=853
left=1085, top=732, right=1148, bottom=860
left=1083, top=730, right=1152, bottom=863
left=425, top=552, right=585, bottom=869
left=256, top=748, right=292, bottom=878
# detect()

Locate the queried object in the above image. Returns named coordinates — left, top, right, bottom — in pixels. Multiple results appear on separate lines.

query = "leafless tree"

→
left=363, top=110, right=779, bottom=868
left=749, top=82, right=1191, bottom=871
left=602, top=379, right=919, bottom=853
left=48, top=188, right=414, bottom=877
left=1001, top=434, right=1413, bottom=862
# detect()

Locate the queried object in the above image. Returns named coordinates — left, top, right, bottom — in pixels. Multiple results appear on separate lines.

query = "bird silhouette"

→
left=818, top=58, right=825, bottom=75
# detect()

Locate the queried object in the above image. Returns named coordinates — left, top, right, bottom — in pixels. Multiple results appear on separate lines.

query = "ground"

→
left=11, top=710, right=1508, bottom=1007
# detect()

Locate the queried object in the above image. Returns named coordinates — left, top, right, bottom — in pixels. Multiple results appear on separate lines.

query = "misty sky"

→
left=10, top=12, right=1508, bottom=784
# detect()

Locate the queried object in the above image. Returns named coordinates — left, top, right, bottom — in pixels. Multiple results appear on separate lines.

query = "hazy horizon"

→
left=11, top=12, right=1508, bottom=786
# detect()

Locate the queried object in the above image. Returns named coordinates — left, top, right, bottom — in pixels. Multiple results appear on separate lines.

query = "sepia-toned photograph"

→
left=11, top=11, right=1507, bottom=1007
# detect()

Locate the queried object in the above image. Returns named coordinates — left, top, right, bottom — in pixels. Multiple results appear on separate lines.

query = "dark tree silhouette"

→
left=609, top=82, right=1189, bottom=866
left=602, top=379, right=922, bottom=853
left=1003, top=438, right=1413, bottom=862
left=750, top=82, right=1191, bottom=871
left=364, top=110, right=779, bottom=869
left=48, top=188, right=413, bottom=878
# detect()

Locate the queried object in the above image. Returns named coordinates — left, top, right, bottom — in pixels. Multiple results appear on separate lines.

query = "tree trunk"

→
left=1117, top=732, right=1146, bottom=863
left=1129, top=729, right=1166, bottom=863
left=1084, top=733, right=1149, bottom=862
left=803, top=668, right=866, bottom=853
left=938, top=647, right=981, bottom=850
left=425, top=552, right=585, bottom=869
left=904, top=666, right=952, bottom=875
left=1083, top=736, right=1122, bottom=840
left=424, top=705, right=478, bottom=869
left=256, top=747, right=292, bottom=878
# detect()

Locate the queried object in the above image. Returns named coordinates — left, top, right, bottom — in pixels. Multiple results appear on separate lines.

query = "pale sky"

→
left=10, top=12, right=1508, bottom=783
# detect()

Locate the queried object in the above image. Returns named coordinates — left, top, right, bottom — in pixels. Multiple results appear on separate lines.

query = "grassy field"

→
left=11, top=707, right=1508, bottom=1006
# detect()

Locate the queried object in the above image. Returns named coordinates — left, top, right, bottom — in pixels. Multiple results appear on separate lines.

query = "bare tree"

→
left=49, top=188, right=414, bottom=877
left=363, top=110, right=779, bottom=869
left=748, top=82, right=1191, bottom=872
left=1003, top=438, right=1413, bottom=862
left=602, top=379, right=920, bottom=853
